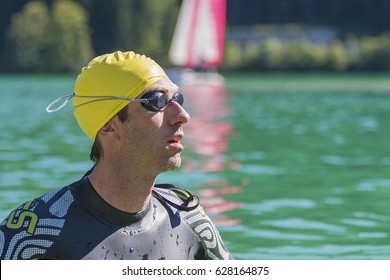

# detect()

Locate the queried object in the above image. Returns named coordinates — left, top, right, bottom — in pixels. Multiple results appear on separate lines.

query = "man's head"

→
left=73, top=51, right=168, bottom=141
left=72, top=51, right=190, bottom=172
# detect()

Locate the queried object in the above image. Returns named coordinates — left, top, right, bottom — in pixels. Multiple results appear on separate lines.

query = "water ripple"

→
left=238, top=164, right=285, bottom=175
left=341, top=218, right=377, bottom=227
left=244, top=199, right=316, bottom=213
left=354, top=212, right=390, bottom=222
left=261, top=218, right=345, bottom=233
left=356, top=179, right=390, bottom=191
left=234, top=245, right=390, bottom=260
left=322, top=155, right=376, bottom=166
left=245, top=229, right=324, bottom=241
left=358, top=232, right=388, bottom=239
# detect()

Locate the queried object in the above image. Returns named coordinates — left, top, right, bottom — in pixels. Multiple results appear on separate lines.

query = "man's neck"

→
left=87, top=161, right=157, bottom=213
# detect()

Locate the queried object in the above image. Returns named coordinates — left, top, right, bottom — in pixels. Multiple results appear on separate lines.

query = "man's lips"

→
left=168, top=134, right=183, bottom=144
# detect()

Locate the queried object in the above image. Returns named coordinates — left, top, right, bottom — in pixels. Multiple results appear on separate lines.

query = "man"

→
left=0, top=51, right=233, bottom=260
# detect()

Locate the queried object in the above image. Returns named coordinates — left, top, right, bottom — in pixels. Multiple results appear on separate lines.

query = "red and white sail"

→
left=169, top=0, right=227, bottom=69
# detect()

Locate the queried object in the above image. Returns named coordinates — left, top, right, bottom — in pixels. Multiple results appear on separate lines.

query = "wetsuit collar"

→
left=70, top=176, right=151, bottom=226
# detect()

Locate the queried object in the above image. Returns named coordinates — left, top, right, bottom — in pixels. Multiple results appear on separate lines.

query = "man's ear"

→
left=97, top=118, right=119, bottom=138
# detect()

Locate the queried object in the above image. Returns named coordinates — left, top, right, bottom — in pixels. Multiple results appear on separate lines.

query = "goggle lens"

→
left=141, top=92, right=184, bottom=112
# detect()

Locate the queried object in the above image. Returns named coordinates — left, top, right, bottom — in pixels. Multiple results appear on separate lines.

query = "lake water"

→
left=0, top=73, right=390, bottom=259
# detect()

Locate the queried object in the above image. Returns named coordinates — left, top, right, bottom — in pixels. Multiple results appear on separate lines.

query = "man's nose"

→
left=168, top=101, right=190, bottom=126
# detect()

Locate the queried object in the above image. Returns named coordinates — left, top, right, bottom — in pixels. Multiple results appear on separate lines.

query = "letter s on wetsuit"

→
left=0, top=176, right=234, bottom=260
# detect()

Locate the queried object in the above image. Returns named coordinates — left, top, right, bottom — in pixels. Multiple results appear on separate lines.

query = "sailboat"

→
left=169, top=0, right=227, bottom=85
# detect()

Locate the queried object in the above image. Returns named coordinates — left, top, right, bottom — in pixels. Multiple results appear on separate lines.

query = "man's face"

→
left=117, top=77, right=191, bottom=175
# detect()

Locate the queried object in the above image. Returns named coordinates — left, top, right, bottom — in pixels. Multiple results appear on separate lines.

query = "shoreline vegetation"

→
left=1, top=0, right=390, bottom=73
left=223, top=33, right=390, bottom=72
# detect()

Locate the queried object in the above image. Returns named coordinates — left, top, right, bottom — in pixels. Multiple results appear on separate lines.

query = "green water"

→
left=1, top=73, right=390, bottom=259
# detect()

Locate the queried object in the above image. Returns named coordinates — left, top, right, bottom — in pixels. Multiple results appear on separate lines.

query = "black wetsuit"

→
left=0, top=176, right=233, bottom=260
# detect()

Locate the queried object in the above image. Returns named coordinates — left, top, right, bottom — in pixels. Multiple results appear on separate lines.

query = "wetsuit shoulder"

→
left=152, top=184, right=200, bottom=211
left=152, top=184, right=234, bottom=260
left=0, top=186, right=74, bottom=259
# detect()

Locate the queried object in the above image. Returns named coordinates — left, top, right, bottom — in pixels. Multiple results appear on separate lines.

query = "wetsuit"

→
left=0, top=176, right=233, bottom=260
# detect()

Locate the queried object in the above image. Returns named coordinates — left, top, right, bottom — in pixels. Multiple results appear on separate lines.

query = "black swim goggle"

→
left=46, top=91, right=184, bottom=113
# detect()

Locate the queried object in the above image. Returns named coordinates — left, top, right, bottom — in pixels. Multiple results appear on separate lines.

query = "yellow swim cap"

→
left=73, top=51, right=167, bottom=141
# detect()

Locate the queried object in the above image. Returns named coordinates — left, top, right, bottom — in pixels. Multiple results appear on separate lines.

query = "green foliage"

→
left=224, top=41, right=244, bottom=69
left=3, top=0, right=178, bottom=72
left=75, top=0, right=179, bottom=65
left=50, top=0, right=94, bottom=72
left=106, top=0, right=179, bottom=64
left=6, top=0, right=94, bottom=72
left=354, top=33, right=390, bottom=70
left=2, top=0, right=390, bottom=72
left=222, top=33, right=390, bottom=72
left=141, top=0, right=179, bottom=64
left=6, top=1, right=51, bottom=72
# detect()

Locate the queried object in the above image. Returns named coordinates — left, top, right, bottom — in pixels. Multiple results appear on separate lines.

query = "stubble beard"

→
left=164, top=153, right=182, bottom=172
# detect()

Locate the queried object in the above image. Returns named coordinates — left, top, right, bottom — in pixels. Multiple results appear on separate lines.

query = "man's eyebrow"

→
left=142, top=86, right=181, bottom=96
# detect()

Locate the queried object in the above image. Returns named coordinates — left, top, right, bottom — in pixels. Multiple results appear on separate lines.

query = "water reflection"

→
left=181, top=80, right=244, bottom=226
left=197, top=179, right=245, bottom=226
left=182, top=82, right=233, bottom=172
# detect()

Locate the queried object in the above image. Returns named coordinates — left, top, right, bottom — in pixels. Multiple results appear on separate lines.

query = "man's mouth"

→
left=168, top=134, right=183, bottom=144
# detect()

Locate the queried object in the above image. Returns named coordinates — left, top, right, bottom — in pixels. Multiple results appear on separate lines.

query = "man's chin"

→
left=165, top=156, right=182, bottom=171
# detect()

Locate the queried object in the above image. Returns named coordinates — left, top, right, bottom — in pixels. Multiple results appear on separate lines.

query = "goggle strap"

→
left=46, top=94, right=74, bottom=113
left=45, top=92, right=183, bottom=113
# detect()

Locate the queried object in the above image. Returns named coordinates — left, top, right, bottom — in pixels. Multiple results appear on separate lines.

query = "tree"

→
left=77, top=0, right=179, bottom=64
left=50, top=0, right=94, bottom=72
left=6, top=0, right=94, bottom=72
left=139, top=0, right=179, bottom=64
left=6, top=1, right=51, bottom=72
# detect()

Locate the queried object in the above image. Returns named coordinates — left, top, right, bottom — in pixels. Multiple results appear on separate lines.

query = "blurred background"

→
left=1, top=0, right=390, bottom=260
left=1, top=0, right=390, bottom=72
